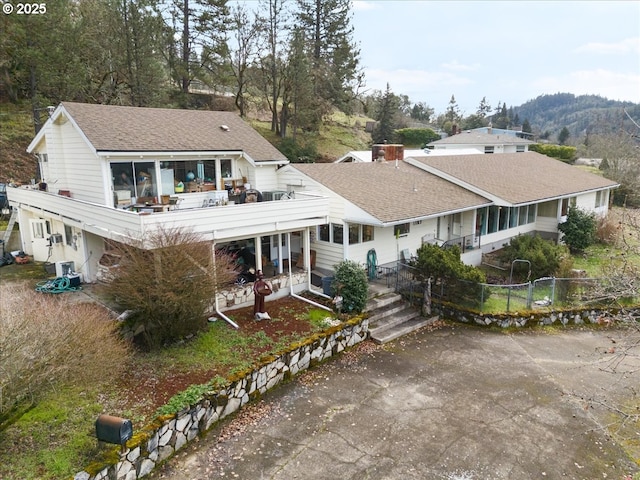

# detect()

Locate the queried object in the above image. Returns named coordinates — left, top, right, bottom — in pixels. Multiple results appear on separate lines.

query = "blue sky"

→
left=352, top=1, right=640, bottom=115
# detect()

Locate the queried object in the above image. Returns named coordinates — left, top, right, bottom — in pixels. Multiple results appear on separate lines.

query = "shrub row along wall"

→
left=436, top=301, right=640, bottom=328
left=74, top=317, right=369, bottom=480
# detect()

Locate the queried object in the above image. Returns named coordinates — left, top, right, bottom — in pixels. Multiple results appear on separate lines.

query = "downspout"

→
left=287, top=231, right=332, bottom=311
left=211, top=242, right=239, bottom=329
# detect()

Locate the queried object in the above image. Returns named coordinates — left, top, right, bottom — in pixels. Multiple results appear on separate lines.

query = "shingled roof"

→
left=289, top=162, right=491, bottom=224
left=408, top=152, right=618, bottom=205
left=58, top=102, right=287, bottom=162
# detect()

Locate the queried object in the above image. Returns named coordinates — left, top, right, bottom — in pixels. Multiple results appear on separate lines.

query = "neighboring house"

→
left=427, top=130, right=535, bottom=154
left=470, top=126, right=535, bottom=140
left=7, top=103, right=329, bottom=294
left=278, top=151, right=618, bottom=271
left=335, top=146, right=481, bottom=163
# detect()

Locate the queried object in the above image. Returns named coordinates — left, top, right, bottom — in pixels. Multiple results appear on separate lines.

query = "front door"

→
left=29, top=218, right=50, bottom=260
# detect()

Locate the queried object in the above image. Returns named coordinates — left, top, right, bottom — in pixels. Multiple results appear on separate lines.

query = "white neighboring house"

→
left=277, top=151, right=618, bottom=272
left=7, top=103, right=329, bottom=296
left=335, top=146, right=481, bottom=163
left=427, top=129, right=536, bottom=154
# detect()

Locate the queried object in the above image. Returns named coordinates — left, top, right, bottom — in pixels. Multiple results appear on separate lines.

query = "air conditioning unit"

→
left=55, top=261, right=75, bottom=277
left=50, top=233, right=63, bottom=244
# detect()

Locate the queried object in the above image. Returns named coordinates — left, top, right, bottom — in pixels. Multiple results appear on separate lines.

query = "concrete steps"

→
left=366, top=287, right=438, bottom=344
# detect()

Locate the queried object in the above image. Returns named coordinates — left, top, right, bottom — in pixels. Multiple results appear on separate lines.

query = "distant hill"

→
left=513, top=93, right=640, bottom=141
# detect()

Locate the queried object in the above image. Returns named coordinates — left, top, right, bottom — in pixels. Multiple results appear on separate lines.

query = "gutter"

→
left=286, top=232, right=332, bottom=311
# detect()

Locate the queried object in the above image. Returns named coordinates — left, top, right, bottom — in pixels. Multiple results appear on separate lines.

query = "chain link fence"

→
left=382, top=261, right=639, bottom=313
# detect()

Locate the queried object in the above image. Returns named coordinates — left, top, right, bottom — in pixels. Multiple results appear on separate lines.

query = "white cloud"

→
left=441, top=60, right=479, bottom=72
left=352, top=1, right=378, bottom=12
left=573, top=37, right=640, bottom=55
left=362, top=68, right=473, bottom=94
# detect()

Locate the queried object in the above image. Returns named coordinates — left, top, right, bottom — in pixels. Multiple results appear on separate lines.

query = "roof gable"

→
left=408, top=152, right=618, bottom=205
left=52, top=102, right=287, bottom=162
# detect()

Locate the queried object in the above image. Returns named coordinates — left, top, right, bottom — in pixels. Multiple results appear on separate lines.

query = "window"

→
left=518, top=206, right=527, bottom=225
left=348, top=224, right=360, bottom=244
left=499, top=207, right=509, bottom=230
left=537, top=200, right=557, bottom=218
left=363, top=225, right=374, bottom=242
left=332, top=223, right=343, bottom=244
left=476, top=207, right=487, bottom=236
left=595, top=190, right=606, bottom=208
left=516, top=145, right=525, bottom=153
left=487, top=206, right=499, bottom=234
left=528, top=204, right=536, bottom=223
left=318, top=224, right=329, bottom=242
left=484, top=146, right=495, bottom=154
left=394, top=223, right=410, bottom=237
left=64, top=224, right=74, bottom=247
left=509, top=207, right=518, bottom=228
left=561, top=198, right=569, bottom=216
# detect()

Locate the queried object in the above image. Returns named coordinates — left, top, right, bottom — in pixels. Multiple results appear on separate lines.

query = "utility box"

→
left=55, top=260, right=74, bottom=277
left=95, top=414, right=133, bottom=447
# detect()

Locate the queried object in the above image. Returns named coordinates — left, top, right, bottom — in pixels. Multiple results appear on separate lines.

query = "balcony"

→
left=7, top=187, right=329, bottom=246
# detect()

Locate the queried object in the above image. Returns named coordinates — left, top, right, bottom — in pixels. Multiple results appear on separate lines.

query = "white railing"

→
left=8, top=188, right=329, bottom=246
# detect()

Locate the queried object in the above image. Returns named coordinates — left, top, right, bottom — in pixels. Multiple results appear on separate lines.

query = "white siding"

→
left=44, top=121, right=105, bottom=204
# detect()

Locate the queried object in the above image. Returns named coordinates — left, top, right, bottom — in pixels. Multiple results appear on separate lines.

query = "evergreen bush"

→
left=331, top=260, right=369, bottom=313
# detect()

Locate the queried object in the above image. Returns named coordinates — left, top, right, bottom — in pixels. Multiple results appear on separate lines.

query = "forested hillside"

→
left=513, top=93, right=640, bottom=139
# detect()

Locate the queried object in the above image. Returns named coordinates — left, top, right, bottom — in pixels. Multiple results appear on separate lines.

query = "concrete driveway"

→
left=150, top=323, right=639, bottom=480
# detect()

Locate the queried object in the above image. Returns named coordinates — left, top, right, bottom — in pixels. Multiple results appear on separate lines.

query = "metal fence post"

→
left=527, top=281, right=533, bottom=309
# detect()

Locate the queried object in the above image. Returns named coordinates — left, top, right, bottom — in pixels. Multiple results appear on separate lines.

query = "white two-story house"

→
left=8, top=103, right=329, bottom=297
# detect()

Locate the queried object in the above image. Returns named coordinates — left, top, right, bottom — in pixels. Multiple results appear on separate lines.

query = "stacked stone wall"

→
left=436, top=301, right=640, bottom=329
left=74, top=317, right=369, bottom=480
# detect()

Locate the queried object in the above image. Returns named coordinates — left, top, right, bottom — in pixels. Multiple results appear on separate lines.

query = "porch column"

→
left=254, top=235, right=263, bottom=273
left=302, top=227, right=311, bottom=271
left=277, top=233, right=283, bottom=274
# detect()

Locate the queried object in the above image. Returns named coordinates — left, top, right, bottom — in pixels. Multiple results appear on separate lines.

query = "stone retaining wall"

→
left=74, top=317, right=369, bottom=480
left=436, top=301, right=640, bottom=328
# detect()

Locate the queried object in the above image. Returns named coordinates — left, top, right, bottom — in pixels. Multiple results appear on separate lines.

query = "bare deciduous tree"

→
left=100, top=226, right=239, bottom=349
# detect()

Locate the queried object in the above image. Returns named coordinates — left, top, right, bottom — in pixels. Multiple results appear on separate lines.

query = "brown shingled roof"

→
left=289, top=162, right=491, bottom=224
left=60, top=102, right=287, bottom=162
left=409, top=152, right=618, bottom=204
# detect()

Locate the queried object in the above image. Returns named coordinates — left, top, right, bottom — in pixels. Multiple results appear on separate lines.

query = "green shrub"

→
left=277, top=137, right=318, bottom=163
left=413, top=243, right=486, bottom=303
left=498, top=234, right=570, bottom=279
left=529, top=143, right=577, bottom=162
left=331, top=260, right=368, bottom=313
left=394, top=128, right=440, bottom=147
left=558, top=207, right=597, bottom=253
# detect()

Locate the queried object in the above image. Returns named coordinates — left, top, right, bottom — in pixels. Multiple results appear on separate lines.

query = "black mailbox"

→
left=95, top=414, right=133, bottom=446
